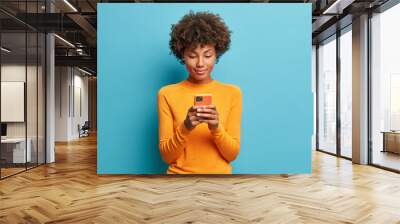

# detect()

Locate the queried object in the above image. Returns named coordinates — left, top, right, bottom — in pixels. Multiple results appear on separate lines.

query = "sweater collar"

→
left=180, top=79, right=217, bottom=90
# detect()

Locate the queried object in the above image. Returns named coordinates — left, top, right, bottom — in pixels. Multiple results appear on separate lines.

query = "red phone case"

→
left=194, top=94, right=212, bottom=106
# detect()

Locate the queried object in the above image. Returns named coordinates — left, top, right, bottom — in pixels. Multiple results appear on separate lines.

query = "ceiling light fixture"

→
left=63, top=0, right=78, bottom=12
left=1, top=47, right=11, bottom=53
left=54, top=34, right=75, bottom=48
left=322, top=0, right=354, bottom=15
left=78, top=67, right=93, bottom=76
left=76, top=48, right=84, bottom=55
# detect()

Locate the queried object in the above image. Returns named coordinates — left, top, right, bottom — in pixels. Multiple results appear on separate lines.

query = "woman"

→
left=158, top=11, right=242, bottom=174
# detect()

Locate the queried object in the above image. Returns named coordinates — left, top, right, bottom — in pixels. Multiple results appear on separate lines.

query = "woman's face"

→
left=183, top=44, right=217, bottom=83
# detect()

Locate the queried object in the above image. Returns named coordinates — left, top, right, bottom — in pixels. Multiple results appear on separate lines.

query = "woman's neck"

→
left=187, top=76, right=213, bottom=84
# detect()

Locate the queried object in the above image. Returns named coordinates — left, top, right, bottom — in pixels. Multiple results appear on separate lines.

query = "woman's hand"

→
left=184, top=106, right=201, bottom=131
left=196, top=105, right=219, bottom=131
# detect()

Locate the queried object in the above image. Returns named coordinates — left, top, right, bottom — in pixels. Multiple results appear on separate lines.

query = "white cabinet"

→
left=1, top=138, right=32, bottom=163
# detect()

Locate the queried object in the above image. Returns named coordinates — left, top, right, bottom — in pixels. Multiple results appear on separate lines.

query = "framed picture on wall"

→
left=1, top=81, right=25, bottom=122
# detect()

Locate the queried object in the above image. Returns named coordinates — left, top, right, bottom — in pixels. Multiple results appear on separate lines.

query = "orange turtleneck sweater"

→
left=157, top=79, right=242, bottom=174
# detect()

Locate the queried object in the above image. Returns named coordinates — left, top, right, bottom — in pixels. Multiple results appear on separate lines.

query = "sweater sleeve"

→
left=211, top=87, right=242, bottom=162
left=158, top=90, right=190, bottom=164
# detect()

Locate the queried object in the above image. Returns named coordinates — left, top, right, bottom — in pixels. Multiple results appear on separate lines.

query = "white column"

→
left=46, top=33, right=55, bottom=163
left=352, top=14, right=369, bottom=164
left=46, top=1, right=55, bottom=163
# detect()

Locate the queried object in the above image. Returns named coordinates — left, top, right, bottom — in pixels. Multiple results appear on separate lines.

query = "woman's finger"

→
left=196, top=113, right=217, bottom=120
left=205, top=104, right=216, bottom=109
left=192, top=120, right=201, bottom=126
left=188, top=111, right=197, bottom=117
left=197, top=108, right=217, bottom=114
left=188, top=106, right=198, bottom=112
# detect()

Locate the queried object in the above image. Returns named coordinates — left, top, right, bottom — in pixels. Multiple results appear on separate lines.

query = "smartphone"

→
left=194, top=94, right=212, bottom=106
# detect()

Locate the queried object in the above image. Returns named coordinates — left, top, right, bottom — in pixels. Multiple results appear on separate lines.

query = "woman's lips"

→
left=195, top=69, right=207, bottom=74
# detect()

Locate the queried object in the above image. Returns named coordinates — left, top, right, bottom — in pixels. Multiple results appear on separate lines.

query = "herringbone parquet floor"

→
left=1, top=134, right=400, bottom=224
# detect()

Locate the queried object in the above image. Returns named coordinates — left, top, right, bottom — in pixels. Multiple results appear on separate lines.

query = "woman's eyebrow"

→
left=189, top=49, right=212, bottom=54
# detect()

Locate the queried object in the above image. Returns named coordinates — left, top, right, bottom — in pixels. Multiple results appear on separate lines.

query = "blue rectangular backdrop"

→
left=98, top=3, right=313, bottom=174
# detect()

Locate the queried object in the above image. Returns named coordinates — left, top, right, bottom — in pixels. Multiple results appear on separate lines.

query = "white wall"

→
left=1, top=65, right=26, bottom=136
left=55, top=66, right=70, bottom=141
left=55, top=67, right=89, bottom=141
left=72, top=73, right=89, bottom=138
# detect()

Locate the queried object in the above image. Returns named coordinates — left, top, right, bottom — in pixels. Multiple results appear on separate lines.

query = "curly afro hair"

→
left=169, top=11, right=232, bottom=64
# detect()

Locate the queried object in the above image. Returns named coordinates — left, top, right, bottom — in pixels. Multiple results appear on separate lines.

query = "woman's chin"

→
left=192, top=73, right=210, bottom=82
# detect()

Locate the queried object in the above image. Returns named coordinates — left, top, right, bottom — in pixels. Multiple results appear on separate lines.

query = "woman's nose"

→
left=196, top=57, right=204, bottom=67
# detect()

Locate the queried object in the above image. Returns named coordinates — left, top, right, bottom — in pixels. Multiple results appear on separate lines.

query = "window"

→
left=317, top=35, right=337, bottom=154
left=371, top=3, right=400, bottom=171
left=339, top=27, right=352, bottom=158
left=0, top=1, right=46, bottom=179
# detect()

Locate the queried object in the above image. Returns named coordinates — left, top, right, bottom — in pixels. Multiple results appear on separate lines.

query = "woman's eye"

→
left=205, top=55, right=212, bottom=58
left=188, top=55, right=196, bottom=58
